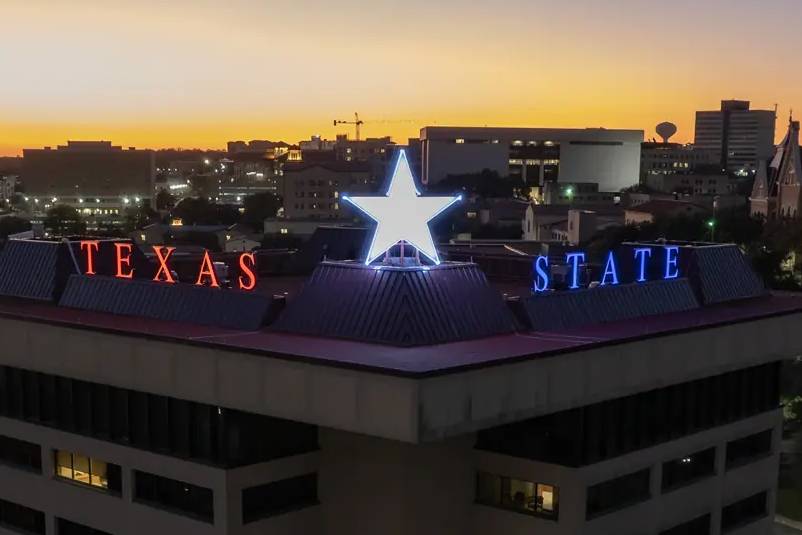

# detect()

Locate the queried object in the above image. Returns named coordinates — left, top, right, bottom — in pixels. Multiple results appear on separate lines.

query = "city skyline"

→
left=2, top=0, right=801, bottom=157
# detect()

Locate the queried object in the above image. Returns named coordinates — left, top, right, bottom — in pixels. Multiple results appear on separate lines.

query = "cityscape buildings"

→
left=0, top=234, right=789, bottom=535
left=694, top=100, right=776, bottom=174
left=750, top=118, right=802, bottom=219
left=420, top=127, right=643, bottom=191
left=20, top=141, right=156, bottom=221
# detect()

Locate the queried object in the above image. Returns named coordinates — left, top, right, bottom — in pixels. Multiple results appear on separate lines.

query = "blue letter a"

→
left=600, top=251, right=619, bottom=286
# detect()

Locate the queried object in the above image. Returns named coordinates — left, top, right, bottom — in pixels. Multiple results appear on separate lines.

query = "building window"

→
left=721, top=491, right=767, bottom=532
left=726, top=430, right=772, bottom=469
left=475, top=471, right=558, bottom=519
left=0, top=365, right=318, bottom=469
left=586, top=468, right=650, bottom=518
left=57, top=518, right=112, bottom=535
left=0, top=434, right=41, bottom=473
left=55, top=450, right=121, bottom=494
left=242, top=473, right=318, bottom=523
left=659, top=513, right=711, bottom=535
left=662, top=447, right=716, bottom=492
left=134, top=470, right=214, bottom=523
left=0, top=498, right=45, bottom=535
left=476, top=362, right=780, bottom=467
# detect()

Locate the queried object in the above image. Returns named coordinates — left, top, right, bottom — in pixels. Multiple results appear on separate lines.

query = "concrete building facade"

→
left=420, top=127, right=644, bottom=191
left=279, top=161, right=373, bottom=220
left=21, top=141, right=156, bottom=218
left=694, top=101, right=776, bottom=174
left=0, top=238, right=790, bottom=535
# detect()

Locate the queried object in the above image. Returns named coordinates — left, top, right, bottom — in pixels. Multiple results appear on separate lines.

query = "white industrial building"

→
left=420, top=126, right=643, bottom=191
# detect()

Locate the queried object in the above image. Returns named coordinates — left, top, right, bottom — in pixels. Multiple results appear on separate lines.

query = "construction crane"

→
left=333, top=112, right=364, bottom=141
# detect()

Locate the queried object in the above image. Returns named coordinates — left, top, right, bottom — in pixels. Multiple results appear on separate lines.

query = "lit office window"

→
left=455, top=138, right=465, bottom=144
left=475, top=471, right=558, bottom=519
left=54, top=450, right=121, bottom=493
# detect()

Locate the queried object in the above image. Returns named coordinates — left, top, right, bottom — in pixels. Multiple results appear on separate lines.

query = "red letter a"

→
left=195, top=251, right=220, bottom=288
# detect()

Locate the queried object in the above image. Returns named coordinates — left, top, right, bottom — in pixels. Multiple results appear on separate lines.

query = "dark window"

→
left=0, top=434, right=41, bottom=473
left=242, top=473, right=318, bottom=523
left=721, top=492, right=767, bottom=532
left=475, top=471, right=558, bottom=520
left=586, top=468, right=650, bottom=518
left=477, top=362, right=780, bottom=467
left=0, top=498, right=45, bottom=535
left=57, top=518, right=112, bottom=535
left=660, top=513, right=711, bottom=535
left=134, top=470, right=214, bottom=523
left=726, top=430, right=772, bottom=469
left=662, top=447, right=716, bottom=492
left=0, top=365, right=318, bottom=468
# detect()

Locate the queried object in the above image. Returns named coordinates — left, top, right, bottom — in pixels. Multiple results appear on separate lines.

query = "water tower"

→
left=656, top=122, right=678, bottom=144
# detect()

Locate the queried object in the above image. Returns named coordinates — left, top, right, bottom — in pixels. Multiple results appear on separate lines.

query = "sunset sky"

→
left=1, top=0, right=800, bottom=157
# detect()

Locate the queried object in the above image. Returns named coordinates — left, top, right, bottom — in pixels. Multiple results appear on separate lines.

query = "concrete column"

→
left=650, top=461, right=662, bottom=499
left=45, top=514, right=57, bottom=535
left=41, top=444, right=54, bottom=479
left=711, top=443, right=726, bottom=535
left=122, top=466, right=133, bottom=503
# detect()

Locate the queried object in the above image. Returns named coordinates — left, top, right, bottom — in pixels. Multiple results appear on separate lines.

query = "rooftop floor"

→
left=2, top=291, right=801, bottom=377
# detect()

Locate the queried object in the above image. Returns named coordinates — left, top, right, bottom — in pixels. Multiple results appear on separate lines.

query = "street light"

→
left=707, top=219, right=716, bottom=242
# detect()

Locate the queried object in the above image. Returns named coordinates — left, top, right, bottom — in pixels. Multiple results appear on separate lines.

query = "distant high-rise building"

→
left=21, top=141, right=155, bottom=220
left=694, top=100, right=776, bottom=174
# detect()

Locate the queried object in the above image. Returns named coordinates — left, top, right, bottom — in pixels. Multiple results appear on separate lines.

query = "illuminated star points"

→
left=343, top=150, right=461, bottom=265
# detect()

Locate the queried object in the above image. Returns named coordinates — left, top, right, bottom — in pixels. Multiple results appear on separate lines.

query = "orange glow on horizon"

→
left=1, top=0, right=800, bottom=157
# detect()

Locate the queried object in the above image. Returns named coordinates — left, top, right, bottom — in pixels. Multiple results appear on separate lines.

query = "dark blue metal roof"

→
left=618, top=242, right=766, bottom=305
left=521, top=278, right=700, bottom=331
left=688, top=245, right=766, bottom=305
left=0, top=240, right=77, bottom=301
left=59, top=275, right=276, bottom=330
left=272, top=261, right=517, bottom=346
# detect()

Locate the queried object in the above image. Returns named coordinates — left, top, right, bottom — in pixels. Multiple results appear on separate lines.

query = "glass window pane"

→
left=537, top=483, right=557, bottom=513
left=55, top=450, right=72, bottom=479
left=72, top=454, right=90, bottom=484
left=507, top=478, right=535, bottom=512
left=90, top=458, right=108, bottom=488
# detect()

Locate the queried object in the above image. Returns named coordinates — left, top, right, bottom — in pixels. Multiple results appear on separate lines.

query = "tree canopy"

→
left=242, top=192, right=282, bottom=230
left=171, top=197, right=240, bottom=226
left=44, top=205, right=85, bottom=236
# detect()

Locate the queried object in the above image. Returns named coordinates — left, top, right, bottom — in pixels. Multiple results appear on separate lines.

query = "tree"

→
left=44, top=205, right=85, bottom=236
left=123, top=205, right=159, bottom=233
left=156, top=188, right=176, bottom=210
left=171, top=197, right=240, bottom=226
left=427, top=170, right=529, bottom=199
left=242, top=192, right=282, bottom=230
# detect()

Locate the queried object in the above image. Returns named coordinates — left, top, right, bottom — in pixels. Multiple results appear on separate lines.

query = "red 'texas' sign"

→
left=78, top=240, right=257, bottom=291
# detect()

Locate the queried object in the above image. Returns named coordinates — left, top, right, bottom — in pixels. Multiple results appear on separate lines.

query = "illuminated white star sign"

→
left=343, top=150, right=461, bottom=265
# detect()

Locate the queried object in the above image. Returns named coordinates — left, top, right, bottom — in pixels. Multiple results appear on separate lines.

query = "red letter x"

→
left=152, top=246, right=176, bottom=283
